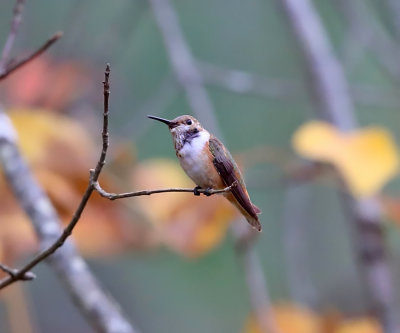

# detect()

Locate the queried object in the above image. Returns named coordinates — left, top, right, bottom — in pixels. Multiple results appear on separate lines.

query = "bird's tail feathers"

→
left=245, top=214, right=262, bottom=232
left=252, top=204, right=261, bottom=215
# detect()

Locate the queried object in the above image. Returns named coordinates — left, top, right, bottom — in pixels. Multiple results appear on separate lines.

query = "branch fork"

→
left=0, top=263, right=35, bottom=281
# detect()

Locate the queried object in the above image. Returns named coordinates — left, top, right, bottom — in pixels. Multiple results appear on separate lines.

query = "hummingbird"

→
left=148, top=115, right=262, bottom=231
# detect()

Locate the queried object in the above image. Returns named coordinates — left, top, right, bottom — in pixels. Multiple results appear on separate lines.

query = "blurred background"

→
left=1, top=0, right=400, bottom=332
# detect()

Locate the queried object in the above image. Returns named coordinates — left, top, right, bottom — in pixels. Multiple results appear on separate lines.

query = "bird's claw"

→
left=204, top=188, right=213, bottom=196
left=193, top=186, right=202, bottom=196
left=194, top=186, right=213, bottom=196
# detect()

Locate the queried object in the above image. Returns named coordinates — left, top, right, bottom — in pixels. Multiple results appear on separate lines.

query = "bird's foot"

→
left=204, top=188, right=213, bottom=196
left=193, top=186, right=202, bottom=196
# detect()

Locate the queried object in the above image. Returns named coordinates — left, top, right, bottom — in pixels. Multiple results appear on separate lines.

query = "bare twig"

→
left=93, top=179, right=237, bottom=200
left=281, top=0, right=400, bottom=330
left=0, top=66, right=138, bottom=332
left=0, top=263, right=35, bottom=281
left=0, top=31, right=63, bottom=81
left=0, top=64, right=110, bottom=289
left=0, top=0, right=25, bottom=72
left=0, top=5, right=136, bottom=330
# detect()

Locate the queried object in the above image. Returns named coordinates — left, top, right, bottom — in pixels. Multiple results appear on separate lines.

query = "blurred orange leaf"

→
left=2, top=57, right=91, bottom=110
left=244, top=303, right=382, bottom=333
left=292, top=121, right=399, bottom=197
left=0, top=210, right=37, bottom=265
left=244, top=303, right=321, bottom=333
left=131, top=159, right=238, bottom=257
left=10, top=109, right=94, bottom=174
left=0, top=109, right=154, bottom=265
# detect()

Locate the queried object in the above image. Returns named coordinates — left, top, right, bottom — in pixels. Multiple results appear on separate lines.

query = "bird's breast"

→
left=177, top=131, right=222, bottom=188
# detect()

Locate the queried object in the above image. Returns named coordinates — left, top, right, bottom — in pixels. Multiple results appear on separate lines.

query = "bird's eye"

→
left=186, top=119, right=192, bottom=125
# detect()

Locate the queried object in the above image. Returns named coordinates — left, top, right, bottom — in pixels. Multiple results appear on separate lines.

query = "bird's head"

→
left=148, top=115, right=205, bottom=145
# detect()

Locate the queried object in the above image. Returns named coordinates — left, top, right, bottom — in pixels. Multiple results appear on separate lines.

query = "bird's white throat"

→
left=177, top=130, right=211, bottom=187
left=178, top=130, right=210, bottom=158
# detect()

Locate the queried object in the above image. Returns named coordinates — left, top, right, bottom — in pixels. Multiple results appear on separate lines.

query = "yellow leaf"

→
left=1, top=109, right=149, bottom=260
left=244, top=303, right=321, bottom=333
left=292, top=121, right=399, bottom=197
left=9, top=109, right=94, bottom=172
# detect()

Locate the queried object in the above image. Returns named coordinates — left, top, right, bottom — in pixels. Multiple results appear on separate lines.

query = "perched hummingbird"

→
left=148, top=115, right=262, bottom=231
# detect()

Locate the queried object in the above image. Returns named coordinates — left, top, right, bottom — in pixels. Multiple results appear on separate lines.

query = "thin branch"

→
left=0, top=64, right=110, bottom=289
left=0, top=66, right=138, bottom=332
left=93, top=179, right=237, bottom=200
left=0, top=0, right=25, bottom=72
left=0, top=263, right=35, bottom=281
left=0, top=31, right=63, bottom=81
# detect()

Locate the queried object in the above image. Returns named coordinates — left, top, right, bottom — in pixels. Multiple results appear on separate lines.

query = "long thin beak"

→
left=147, top=115, right=173, bottom=127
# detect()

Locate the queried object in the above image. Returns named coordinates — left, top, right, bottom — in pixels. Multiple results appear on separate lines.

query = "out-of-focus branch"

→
left=335, top=0, right=400, bottom=83
left=0, top=66, right=111, bottom=289
left=0, top=66, right=138, bottom=333
left=0, top=17, right=134, bottom=333
left=0, top=0, right=25, bottom=72
left=350, top=85, right=400, bottom=108
left=281, top=0, right=356, bottom=130
left=199, top=62, right=400, bottom=108
left=385, top=0, right=400, bottom=40
left=121, top=74, right=179, bottom=139
left=232, top=222, right=281, bottom=333
left=0, top=32, right=63, bottom=81
left=280, top=0, right=400, bottom=331
left=199, top=61, right=303, bottom=100
left=283, top=182, right=317, bottom=307
left=148, top=0, right=221, bottom=136
left=149, top=1, right=275, bottom=332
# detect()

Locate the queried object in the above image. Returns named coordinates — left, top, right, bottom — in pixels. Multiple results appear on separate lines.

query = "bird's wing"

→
left=209, top=137, right=259, bottom=220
